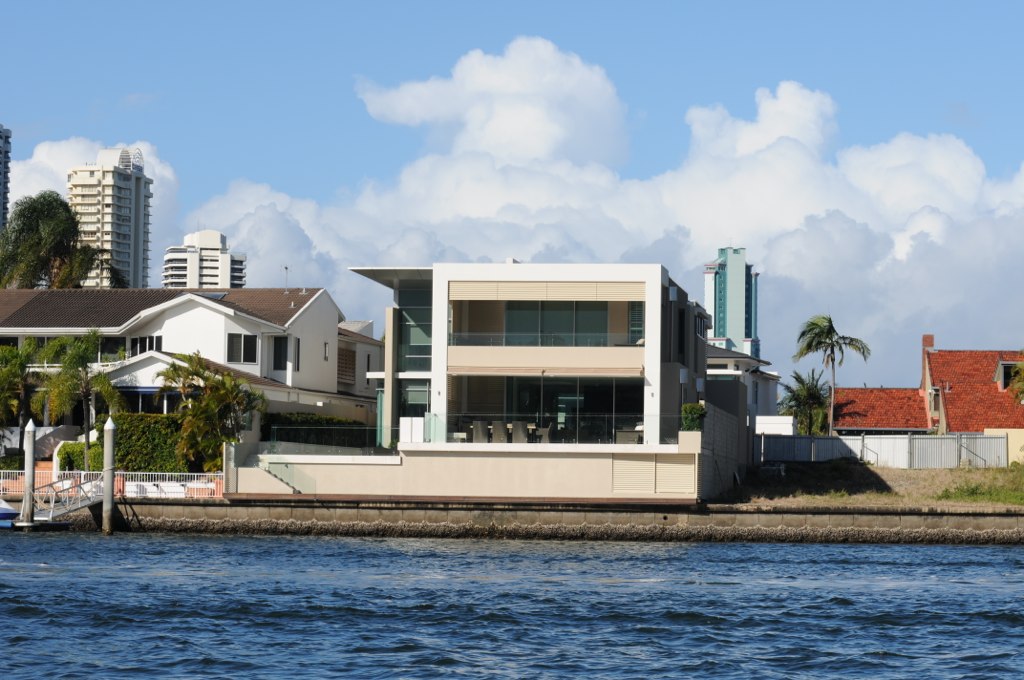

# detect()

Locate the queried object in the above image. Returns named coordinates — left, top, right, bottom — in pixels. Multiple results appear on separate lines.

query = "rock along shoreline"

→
left=62, top=511, right=1024, bottom=545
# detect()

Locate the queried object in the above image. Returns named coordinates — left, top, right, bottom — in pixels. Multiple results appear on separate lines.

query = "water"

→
left=2, top=533, right=1023, bottom=678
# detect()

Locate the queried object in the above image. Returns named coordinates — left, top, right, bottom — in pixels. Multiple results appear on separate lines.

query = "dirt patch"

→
left=724, top=460, right=1023, bottom=510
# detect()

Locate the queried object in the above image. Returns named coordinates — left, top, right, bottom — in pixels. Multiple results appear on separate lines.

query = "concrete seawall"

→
left=43, top=497, right=1024, bottom=544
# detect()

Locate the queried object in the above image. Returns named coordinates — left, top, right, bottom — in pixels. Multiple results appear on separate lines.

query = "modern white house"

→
left=68, top=148, right=153, bottom=288
left=706, top=345, right=780, bottom=424
left=229, top=262, right=751, bottom=502
left=162, top=229, right=246, bottom=289
left=0, top=288, right=374, bottom=424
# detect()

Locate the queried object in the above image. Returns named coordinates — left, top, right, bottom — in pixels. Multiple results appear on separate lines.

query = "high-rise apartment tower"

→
left=162, top=229, right=246, bottom=289
left=0, top=125, right=11, bottom=229
left=704, top=247, right=760, bottom=358
left=68, top=147, right=153, bottom=288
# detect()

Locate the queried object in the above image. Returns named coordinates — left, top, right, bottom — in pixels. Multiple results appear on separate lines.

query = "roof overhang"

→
left=350, top=267, right=433, bottom=290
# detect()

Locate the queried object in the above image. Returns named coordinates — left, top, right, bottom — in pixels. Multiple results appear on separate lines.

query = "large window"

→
left=398, top=288, right=432, bottom=371
left=228, top=333, right=257, bottom=364
left=502, top=301, right=609, bottom=347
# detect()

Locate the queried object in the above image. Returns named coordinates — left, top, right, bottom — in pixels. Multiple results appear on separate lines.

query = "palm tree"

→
left=793, top=314, right=870, bottom=435
left=33, top=331, right=125, bottom=472
left=0, top=339, right=41, bottom=455
left=0, top=190, right=127, bottom=288
left=778, top=369, right=830, bottom=435
left=157, top=352, right=266, bottom=472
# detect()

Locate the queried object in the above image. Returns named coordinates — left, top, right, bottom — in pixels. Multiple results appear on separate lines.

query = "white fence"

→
left=0, top=470, right=224, bottom=498
left=760, top=434, right=1008, bottom=469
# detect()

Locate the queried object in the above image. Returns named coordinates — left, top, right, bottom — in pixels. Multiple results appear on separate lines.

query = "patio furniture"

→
left=538, top=422, right=555, bottom=443
left=491, top=420, right=509, bottom=443
left=472, top=421, right=489, bottom=443
left=511, top=421, right=529, bottom=443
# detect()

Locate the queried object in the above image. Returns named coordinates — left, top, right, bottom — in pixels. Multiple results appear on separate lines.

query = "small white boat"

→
left=0, top=498, right=19, bottom=520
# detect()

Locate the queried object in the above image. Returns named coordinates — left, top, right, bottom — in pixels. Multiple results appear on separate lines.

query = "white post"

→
left=102, top=417, right=116, bottom=535
left=19, top=420, right=36, bottom=525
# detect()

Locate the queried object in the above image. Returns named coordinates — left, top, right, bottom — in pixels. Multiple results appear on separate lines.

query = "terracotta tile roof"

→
left=834, top=388, right=930, bottom=431
left=0, top=288, right=327, bottom=329
left=928, top=350, right=1024, bottom=432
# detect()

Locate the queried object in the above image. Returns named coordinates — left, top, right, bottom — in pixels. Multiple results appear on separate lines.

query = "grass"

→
left=936, top=467, right=1024, bottom=506
left=728, top=459, right=1024, bottom=508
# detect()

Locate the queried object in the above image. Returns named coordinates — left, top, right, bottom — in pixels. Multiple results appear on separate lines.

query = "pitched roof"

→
left=338, top=327, right=382, bottom=346
left=0, top=288, right=326, bottom=329
left=706, top=344, right=770, bottom=365
left=0, top=289, right=43, bottom=324
left=833, top=388, right=930, bottom=431
left=928, top=350, right=1024, bottom=432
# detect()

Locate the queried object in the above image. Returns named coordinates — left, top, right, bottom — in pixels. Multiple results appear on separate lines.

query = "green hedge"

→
left=59, top=413, right=187, bottom=472
left=0, top=454, right=24, bottom=470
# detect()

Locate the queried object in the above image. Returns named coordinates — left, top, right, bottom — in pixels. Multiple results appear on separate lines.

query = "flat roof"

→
left=350, top=267, right=433, bottom=289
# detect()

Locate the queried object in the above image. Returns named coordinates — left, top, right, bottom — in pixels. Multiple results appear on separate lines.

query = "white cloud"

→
left=358, top=36, right=627, bottom=166
left=15, top=38, right=1024, bottom=388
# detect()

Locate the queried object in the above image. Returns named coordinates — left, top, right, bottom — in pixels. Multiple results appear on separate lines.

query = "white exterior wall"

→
left=429, top=262, right=667, bottom=444
left=162, top=229, right=246, bottom=288
left=271, top=290, right=341, bottom=393
left=68, top=149, right=152, bottom=288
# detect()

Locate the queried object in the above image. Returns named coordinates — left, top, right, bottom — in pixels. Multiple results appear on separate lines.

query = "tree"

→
left=793, top=314, right=871, bottom=435
left=1011, top=357, right=1024, bottom=404
left=158, top=352, right=267, bottom=472
left=778, top=369, right=830, bottom=436
left=0, top=190, right=127, bottom=288
left=33, top=330, right=125, bottom=472
left=0, top=339, right=40, bottom=455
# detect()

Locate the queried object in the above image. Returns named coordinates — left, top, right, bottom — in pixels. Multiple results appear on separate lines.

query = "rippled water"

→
left=2, top=533, right=1023, bottom=678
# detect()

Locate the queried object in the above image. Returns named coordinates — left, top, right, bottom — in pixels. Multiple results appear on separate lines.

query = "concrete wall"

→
left=240, top=444, right=697, bottom=500
left=986, top=428, right=1024, bottom=464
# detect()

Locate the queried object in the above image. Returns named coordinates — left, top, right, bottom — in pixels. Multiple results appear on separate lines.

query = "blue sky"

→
left=4, top=1, right=1023, bottom=387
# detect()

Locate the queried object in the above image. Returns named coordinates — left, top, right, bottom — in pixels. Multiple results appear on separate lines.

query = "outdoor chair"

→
left=539, top=422, right=555, bottom=443
left=472, top=420, right=489, bottom=443
left=511, top=421, right=529, bottom=443
left=491, top=420, right=509, bottom=443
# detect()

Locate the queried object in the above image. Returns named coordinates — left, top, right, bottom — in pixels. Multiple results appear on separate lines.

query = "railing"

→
left=269, top=425, right=397, bottom=455
left=0, top=470, right=224, bottom=499
left=439, top=412, right=664, bottom=445
left=450, top=332, right=638, bottom=347
left=32, top=473, right=104, bottom=521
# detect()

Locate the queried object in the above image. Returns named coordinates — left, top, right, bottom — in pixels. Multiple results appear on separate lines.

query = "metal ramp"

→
left=30, top=475, right=105, bottom=522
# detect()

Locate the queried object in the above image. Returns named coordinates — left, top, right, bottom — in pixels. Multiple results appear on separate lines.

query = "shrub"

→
left=0, top=454, right=24, bottom=471
left=681, top=403, right=707, bottom=431
left=59, top=413, right=187, bottom=472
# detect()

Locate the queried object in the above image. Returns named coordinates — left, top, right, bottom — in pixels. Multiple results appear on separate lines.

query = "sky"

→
left=3, top=1, right=1024, bottom=390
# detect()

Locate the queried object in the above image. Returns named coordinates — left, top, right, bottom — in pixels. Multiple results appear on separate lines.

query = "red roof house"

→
left=833, top=335, right=1024, bottom=434
left=833, top=387, right=930, bottom=433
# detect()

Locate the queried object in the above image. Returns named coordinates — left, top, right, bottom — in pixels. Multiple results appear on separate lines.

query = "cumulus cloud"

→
left=358, top=37, right=627, bottom=166
left=14, top=37, right=1024, bottom=388
left=9, top=137, right=180, bottom=283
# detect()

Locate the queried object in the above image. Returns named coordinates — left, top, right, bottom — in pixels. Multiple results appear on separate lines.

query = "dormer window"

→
left=998, top=362, right=1019, bottom=391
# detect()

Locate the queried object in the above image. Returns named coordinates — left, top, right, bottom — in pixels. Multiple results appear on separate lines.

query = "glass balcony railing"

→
left=436, top=412, right=672, bottom=445
left=449, top=332, right=640, bottom=347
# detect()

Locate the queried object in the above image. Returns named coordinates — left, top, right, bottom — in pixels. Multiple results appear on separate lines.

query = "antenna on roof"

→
left=283, top=265, right=289, bottom=294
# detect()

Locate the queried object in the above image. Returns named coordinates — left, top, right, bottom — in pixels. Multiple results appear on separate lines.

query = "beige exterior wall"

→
left=447, top=345, right=644, bottom=376
left=986, top=428, right=1024, bottom=464
left=245, top=440, right=702, bottom=500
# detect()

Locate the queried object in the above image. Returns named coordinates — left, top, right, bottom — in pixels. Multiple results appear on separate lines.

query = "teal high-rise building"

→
left=704, top=247, right=759, bottom=358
